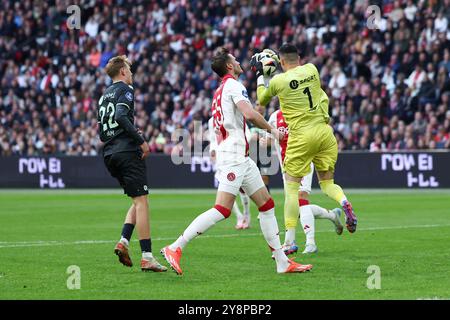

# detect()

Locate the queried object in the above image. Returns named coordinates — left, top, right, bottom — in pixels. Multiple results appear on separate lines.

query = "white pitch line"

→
left=1, top=188, right=450, bottom=195
left=1, top=223, right=450, bottom=249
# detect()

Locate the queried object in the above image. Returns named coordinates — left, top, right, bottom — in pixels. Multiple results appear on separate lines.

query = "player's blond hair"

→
left=105, top=55, right=132, bottom=79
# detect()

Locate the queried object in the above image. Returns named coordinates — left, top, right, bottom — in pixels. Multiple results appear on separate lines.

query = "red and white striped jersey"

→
left=211, top=74, right=251, bottom=160
left=208, top=116, right=252, bottom=154
left=268, top=109, right=289, bottom=163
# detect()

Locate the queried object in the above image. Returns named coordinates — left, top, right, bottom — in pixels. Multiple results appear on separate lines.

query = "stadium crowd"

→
left=0, top=0, right=449, bottom=157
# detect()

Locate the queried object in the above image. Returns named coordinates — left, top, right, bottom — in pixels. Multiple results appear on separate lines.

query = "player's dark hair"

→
left=211, top=47, right=232, bottom=78
left=278, top=43, right=299, bottom=63
left=105, top=55, right=132, bottom=79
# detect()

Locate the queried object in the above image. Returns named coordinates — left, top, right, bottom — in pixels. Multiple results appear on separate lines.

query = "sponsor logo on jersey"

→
left=278, top=127, right=288, bottom=135
left=289, top=80, right=299, bottom=89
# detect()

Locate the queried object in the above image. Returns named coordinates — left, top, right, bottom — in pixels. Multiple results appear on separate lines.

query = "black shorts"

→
left=104, top=151, right=149, bottom=198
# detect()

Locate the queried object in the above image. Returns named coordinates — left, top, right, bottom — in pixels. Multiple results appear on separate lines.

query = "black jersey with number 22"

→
left=97, top=81, right=142, bottom=156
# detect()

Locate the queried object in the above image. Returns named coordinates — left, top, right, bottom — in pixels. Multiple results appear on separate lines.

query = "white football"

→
left=259, top=55, right=278, bottom=77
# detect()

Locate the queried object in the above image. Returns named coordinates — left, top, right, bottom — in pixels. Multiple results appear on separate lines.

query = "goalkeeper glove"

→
left=250, top=53, right=264, bottom=78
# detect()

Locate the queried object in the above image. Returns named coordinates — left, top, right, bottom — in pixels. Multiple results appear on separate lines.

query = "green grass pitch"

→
left=0, top=189, right=449, bottom=300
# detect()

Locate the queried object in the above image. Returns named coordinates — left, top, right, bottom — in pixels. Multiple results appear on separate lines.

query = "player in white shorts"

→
left=208, top=117, right=251, bottom=229
left=265, top=109, right=344, bottom=254
left=160, top=47, right=313, bottom=275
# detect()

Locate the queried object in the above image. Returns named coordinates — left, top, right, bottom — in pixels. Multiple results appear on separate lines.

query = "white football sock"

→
left=309, top=204, right=336, bottom=221
left=142, top=252, right=153, bottom=260
left=258, top=208, right=289, bottom=272
left=240, top=192, right=250, bottom=220
left=284, top=228, right=296, bottom=246
left=119, top=237, right=129, bottom=247
left=299, top=205, right=315, bottom=246
left=169, top=208, right=225, bottom=250
left=232, top=201, right=244, bottom=222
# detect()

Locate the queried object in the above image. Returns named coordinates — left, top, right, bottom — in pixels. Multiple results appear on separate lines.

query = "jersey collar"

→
left=113, top=80, right=133, bottom=90
left=222, top=74, right=236, bottom=82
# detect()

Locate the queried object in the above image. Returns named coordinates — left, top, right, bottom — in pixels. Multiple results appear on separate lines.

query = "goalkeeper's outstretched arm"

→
left=250, top=50, right=279, bottom=107
left=256, top=75, right=278, bottom=107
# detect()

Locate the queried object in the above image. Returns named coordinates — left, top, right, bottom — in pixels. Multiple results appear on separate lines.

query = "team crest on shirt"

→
left=125, top=92, right=133, bottom=101
left=227, top=172, right=236, bottom=181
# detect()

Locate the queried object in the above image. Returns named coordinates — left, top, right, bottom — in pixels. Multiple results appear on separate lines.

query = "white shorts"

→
left=216, top=157, right=265, bottom=196
left=299, top=163, right=314, bottom=194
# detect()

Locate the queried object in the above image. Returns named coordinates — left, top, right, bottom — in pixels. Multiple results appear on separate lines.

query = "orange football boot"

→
left=160, top=246, right=183, bottom=275
left=280, top=259, right=313, bottom=273
left=140, top=257, right=167, bottom=272
left=114, top=242, right=133, bottom=267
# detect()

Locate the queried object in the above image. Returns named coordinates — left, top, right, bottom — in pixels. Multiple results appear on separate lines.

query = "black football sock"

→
left=121, top=223, right=135, bottom=242
left=139, top=239, right=152, bottom=253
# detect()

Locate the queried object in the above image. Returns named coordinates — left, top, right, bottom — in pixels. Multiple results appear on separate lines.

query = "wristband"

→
left=257, top=75, right=265, bottom=87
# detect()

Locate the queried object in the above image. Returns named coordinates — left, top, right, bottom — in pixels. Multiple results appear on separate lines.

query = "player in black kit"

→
left=98, top=55, right=166, bottom=272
